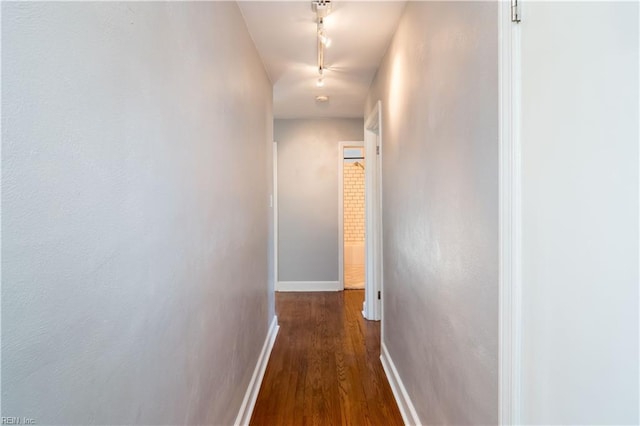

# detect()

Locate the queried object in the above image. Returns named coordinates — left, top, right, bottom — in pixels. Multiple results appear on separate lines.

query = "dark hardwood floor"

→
left=250, top=290, right=403, bottom=426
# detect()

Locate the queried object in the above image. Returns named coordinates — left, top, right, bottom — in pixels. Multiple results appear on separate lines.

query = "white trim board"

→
left=498, top=2, right=522, bottom=425
left=380, top=343, right=422, bottom=426
left=234, top=316, right=280, bottom=426
left=363, top=100, right=383, bottom=322
left=276, top=281, right=341, bottom=292
left=273, top=142, right=279, bottom=288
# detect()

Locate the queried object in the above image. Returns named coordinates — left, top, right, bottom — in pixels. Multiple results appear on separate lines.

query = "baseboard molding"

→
left=380, top=343, right=422, bottom=426
left=276, top=281, right=341, bottom=292
left=234, top=316, right=279, bottom=426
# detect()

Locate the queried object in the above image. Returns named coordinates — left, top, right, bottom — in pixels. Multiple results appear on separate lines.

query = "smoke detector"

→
left=311, top=0, right=332, bottom=19
left=315, top=95, right=329, bottom=103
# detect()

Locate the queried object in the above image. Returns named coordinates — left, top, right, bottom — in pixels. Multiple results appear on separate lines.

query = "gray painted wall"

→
left=365, top=2, right=499, bottom=424
left=520, top=3, right=639, bottom=423
left=2, top=2, right=273, bottom=424
left=275, top=119, right=363, bottom=282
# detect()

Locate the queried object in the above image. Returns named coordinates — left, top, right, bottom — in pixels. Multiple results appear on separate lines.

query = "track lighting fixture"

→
left=312, top=1, right=332, bottom=92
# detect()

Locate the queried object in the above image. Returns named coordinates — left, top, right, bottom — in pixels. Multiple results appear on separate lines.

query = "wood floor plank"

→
left=250, top=290, right=403, bottom=426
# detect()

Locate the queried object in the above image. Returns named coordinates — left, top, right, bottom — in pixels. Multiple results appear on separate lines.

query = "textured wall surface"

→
left=2, top=2, right=273, bottom=424
left=365, top=2, right=499, bottom=424
left=343, top=162, right=365, bottom=243
left=520, top=2, right=639, bottom=424
left=275, top=119, right=363, bottom=282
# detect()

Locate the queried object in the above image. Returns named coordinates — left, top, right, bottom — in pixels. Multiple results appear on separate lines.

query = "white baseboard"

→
left=380, top=343, right=422, bottom=426
left=234, top=316, right=279, bottom=426
left=276, top=281, right=341, bottom=292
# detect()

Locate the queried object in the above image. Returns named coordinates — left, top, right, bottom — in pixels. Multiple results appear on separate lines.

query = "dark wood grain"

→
left=250, top=290, right=403, bottom=426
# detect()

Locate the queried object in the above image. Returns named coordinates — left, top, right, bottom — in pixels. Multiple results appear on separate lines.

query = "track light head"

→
left=318, top=29, right=332, bottom=48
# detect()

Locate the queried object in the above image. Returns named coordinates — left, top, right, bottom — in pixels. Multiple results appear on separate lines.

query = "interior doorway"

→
left=338, top=100, right=382, bottom=322
left=339, top=142, right=366, bottom=291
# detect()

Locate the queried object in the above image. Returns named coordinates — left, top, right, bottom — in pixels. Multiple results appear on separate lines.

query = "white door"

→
left=518, top=2, right=639, bottom=424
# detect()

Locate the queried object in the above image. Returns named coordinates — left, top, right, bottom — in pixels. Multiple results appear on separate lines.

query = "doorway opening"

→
left=339, top=143, right=366, bottom=290
left=338, top=101, right=382, bottom=322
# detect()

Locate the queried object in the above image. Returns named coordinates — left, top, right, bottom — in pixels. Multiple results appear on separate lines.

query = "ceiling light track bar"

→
left=313, top=0, right=331, bottom=93
left=317, top=18, right=325, bottom=75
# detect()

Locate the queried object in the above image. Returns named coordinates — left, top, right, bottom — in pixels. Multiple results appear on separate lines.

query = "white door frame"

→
left=363, top=101, right=383, bottom=322
left=498, top=1, right=522, bottom=424
left=273, top=142, right=279, bottom=289
left=338, top=141, right=364, bottom=291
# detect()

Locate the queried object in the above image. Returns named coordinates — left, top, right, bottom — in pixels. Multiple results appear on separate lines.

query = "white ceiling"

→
left=238, top=1, right=406, bottom=118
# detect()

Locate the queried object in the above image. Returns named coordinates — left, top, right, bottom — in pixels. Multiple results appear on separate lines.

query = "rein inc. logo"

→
left=1, top=418, right=36, bottom=425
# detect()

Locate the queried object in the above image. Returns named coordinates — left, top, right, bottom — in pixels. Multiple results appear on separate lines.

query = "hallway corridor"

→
left=2, top=1, right=638, bottom=424
left=250, top=291, right=402, bottom=425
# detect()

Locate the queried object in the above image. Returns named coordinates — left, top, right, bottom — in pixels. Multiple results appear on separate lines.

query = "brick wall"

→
left=343, top=162, right=365, bottom=243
